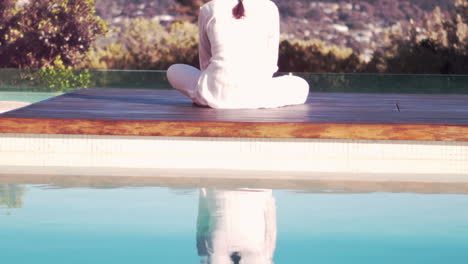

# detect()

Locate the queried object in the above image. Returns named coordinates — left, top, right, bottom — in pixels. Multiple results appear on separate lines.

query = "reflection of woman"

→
left=167, top=0, right=309, bottom=109
left=196, top=188, right=276, bottom=264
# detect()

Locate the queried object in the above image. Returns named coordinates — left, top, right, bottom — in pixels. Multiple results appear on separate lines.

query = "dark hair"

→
left=232, top=0, right=245, bottom=19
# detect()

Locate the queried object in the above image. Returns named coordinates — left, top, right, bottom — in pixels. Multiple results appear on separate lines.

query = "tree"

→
left=0, top=0, right=18, bottom=49
left=0, top=0, right=107, bottom=68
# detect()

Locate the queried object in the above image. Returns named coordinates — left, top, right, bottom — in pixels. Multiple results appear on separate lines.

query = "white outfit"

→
left=167, top=0, right=309, bottom=109
left=196, top=188, right=277, bottom=264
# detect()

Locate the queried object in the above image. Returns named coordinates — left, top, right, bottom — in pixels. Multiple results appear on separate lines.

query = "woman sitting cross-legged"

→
left=167, top=0, right=309, bottom=109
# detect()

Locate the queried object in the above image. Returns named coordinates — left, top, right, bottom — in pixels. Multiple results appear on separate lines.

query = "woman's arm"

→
left=198, top=7, right=212, bottom=71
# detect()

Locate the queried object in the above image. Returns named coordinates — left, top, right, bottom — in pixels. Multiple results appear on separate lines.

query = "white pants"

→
left=167, top=64, right=309, bottom=108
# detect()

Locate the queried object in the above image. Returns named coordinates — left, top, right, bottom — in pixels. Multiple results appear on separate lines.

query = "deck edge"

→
left=1, top=117, right=468, bottom=141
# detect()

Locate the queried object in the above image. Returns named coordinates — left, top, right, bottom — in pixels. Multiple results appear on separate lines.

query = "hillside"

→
left=95, top=0, right=456, bottom=21
left=94, top=0, right=459, bottom=61
left=95, top=0, right=174, bottom=20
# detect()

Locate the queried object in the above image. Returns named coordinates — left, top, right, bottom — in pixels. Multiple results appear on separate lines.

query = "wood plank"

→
left=1, top=88, right=468, bottom=141
left=1, top=117, right=468, bottom=141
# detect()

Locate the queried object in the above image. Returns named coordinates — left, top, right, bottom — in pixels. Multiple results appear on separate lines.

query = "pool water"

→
left=0, top=91, right=60, bottom=103
left=1, top=184, right=467, bottom=264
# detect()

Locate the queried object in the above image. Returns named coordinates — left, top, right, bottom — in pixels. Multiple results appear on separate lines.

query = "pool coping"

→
left=2, top=166, right=468, bottom=194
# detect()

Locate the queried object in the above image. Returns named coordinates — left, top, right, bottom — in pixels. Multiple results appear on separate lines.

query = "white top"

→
left=196, top=0, right=280, bottom=108
left=196, top=188, right=277, bottom=264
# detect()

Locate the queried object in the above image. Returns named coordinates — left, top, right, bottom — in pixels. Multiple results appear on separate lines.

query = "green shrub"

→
left=38, top=68, right=91, bottom=91
left=365, top=1, right=468, bottom=74
left=0, top=0, right=107, bottom=69
left=81, top=19, right=363, bottom=72
left=33, top=58, right=91, bottom=91
left=278, top=38, right=362, bottom=72
left=79, top=19, right=198, bottom=70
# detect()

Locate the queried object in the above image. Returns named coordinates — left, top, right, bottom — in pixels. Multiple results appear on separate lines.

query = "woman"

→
left=167, top=0, right=309, bottom=109
left=196, top=188, right=277, bottom=264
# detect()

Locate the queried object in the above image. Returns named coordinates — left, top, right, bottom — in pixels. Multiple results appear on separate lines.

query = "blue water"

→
left=0, top=92, right=59, bottom=103
left=1, top=185, right=467, bottom=264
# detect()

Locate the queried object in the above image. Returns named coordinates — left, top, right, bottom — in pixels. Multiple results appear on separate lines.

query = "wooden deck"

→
left=1, top=88, right=468, bottom=141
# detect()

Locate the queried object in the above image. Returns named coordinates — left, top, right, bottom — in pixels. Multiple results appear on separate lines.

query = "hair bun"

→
left=232, top=0, right=245, bottom=19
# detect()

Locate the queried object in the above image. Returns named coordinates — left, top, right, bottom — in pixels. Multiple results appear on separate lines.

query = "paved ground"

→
left=0, top=101, right=31, bottom=114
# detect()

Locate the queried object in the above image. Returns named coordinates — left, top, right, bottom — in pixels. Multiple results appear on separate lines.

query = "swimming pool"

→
left=1, top=183, right=467, bottom=264
left=1, top=70, right=468, bottom=263
left=0, top=91, right=60, bottom=103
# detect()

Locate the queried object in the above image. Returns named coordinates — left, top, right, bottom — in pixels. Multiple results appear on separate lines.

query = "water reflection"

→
left=197, top=188, right=276, bottom=264
left=0, top=184, right=25, bottom=209
left=1, top=183, right=468, bottom=263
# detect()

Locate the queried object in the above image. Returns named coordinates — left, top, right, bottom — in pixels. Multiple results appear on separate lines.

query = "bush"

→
left=79, top=19, right=198, bottom=69
left=0, top=0, right=107, bottom=69
left=278, top=39, right=362, bottom=72
left=81, top=18, right=363, bottom=72
left=79, top=1, right=467, bottom=74
left=38, top=68, right=91, bottom=91
left=365, top=1, right=468, bottom=74
left=365, top=39, right=468, bottom=74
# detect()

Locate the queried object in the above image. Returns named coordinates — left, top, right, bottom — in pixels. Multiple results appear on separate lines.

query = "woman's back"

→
left=197, top=0, right=282, bottom=107
left=199, top=0, right=279, bottom=76
left=166, top=0, right=309, bottom=109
